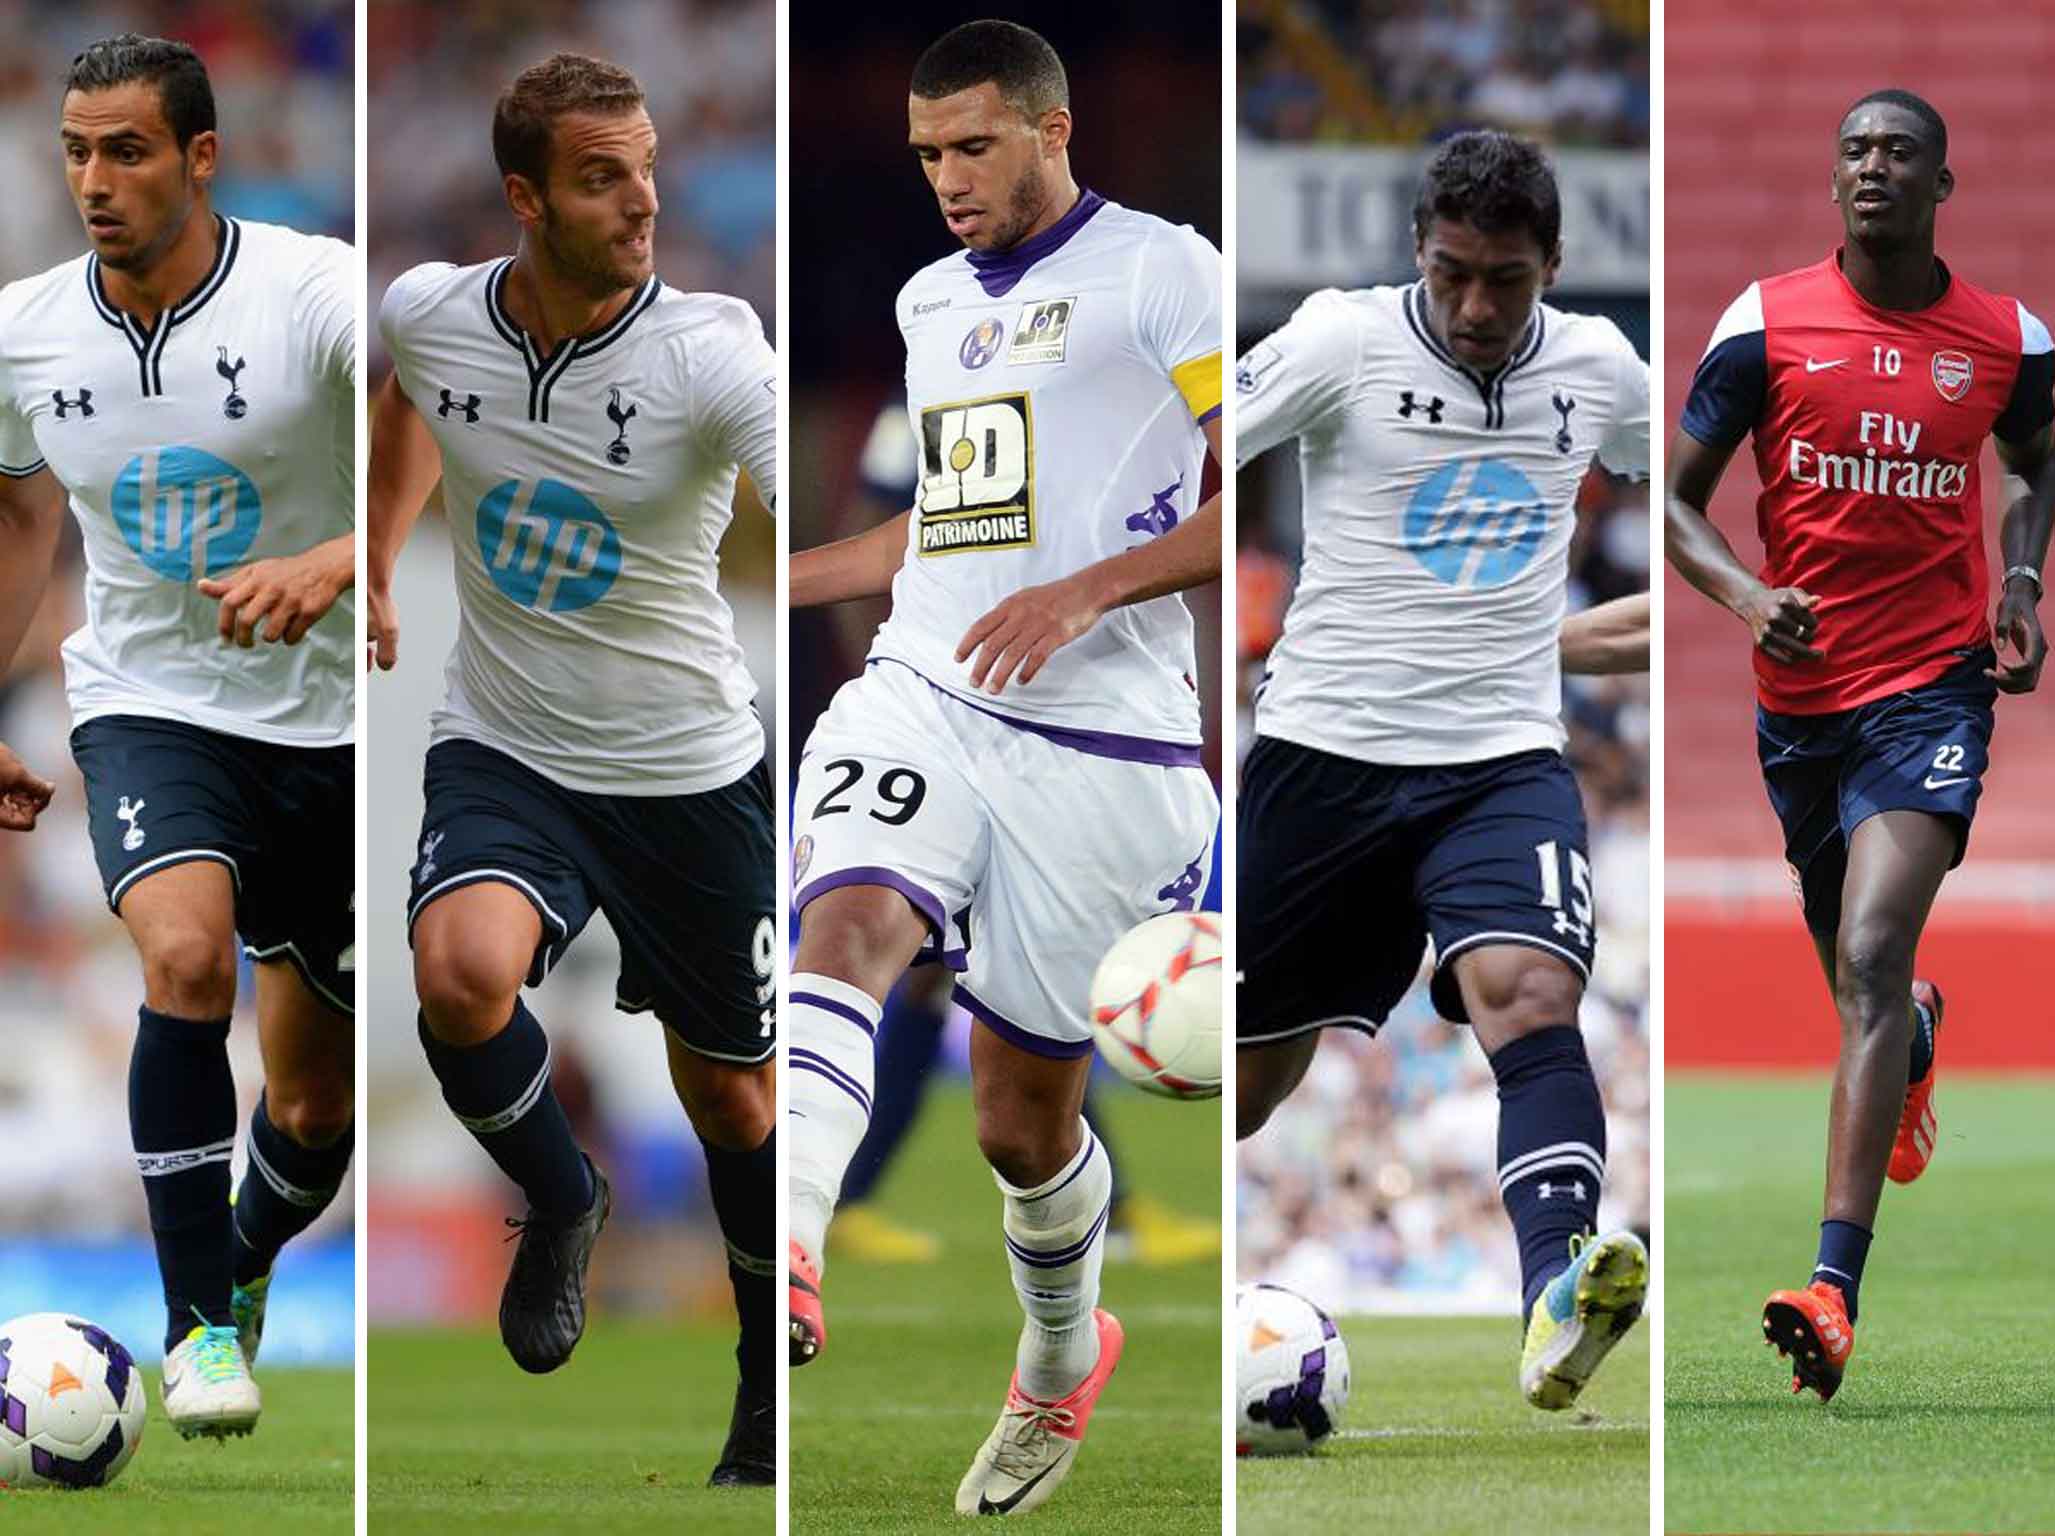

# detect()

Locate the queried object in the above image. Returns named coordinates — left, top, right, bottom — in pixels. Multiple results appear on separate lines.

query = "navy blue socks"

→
left=702, top=1128, right=776, bottom=1392
left=419, top=1001, right=594, bottom=1220
left=130, top=1007, right=237, bottom=1351
left=232, top=1093, right=354, bottom=1287
left=1813, top=1219, right=1873, bottom=1322
left=1490, top=1025, right=1608, bottom=1319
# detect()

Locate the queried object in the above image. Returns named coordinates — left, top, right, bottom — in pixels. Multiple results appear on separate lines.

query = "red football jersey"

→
left=1681, top=253, right=2054, bottom=713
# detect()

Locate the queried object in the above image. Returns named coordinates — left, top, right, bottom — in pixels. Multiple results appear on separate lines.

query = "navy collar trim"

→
left=1403, top=282, right=1545, bottom=429
left=963, top=189, right=1105, bottom=298
left=486, top=261, right=662, bottom=422
left=86, top=214, right=240, bottom=397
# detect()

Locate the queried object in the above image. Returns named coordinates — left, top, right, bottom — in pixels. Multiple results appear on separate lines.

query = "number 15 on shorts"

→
left=1535, top=839, right=1593, bottom=948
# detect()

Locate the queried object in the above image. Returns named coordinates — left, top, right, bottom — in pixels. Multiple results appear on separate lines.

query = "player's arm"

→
left=1560, top=591, right=1650, bottom=675
left=1666, top=430, right=1821, bottom=664
left=365, top=369, right=444, bottom=670
left=791, top=509, right=911, bottom=607
left=0, top=467, right=65, bottom=829
left=959, top=414, right=1223, bottom=694
left=1988, top=424, right=2055, bottom=694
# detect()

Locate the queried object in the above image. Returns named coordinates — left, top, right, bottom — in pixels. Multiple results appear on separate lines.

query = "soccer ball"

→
left=0, top=1313, right=146, bottom=1489
left=1088, top=912, right=1221, bottom=1099
left=1234, top=1283, right=1350, bottom=1455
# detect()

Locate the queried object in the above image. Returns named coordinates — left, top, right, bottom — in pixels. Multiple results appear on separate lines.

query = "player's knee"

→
left=139, top=925, right=238, bottom=1017
left=975, top=1113, right=1074, bottom=1189
left=679, top=1060, right=774, bottom=1150
left=1465, top=955, right=1582, bottom=1039
left=413, top=929, right=525, bottom=1045
left=267, top=1086, right=355, bottom=1150
left=1834, top=918, right=1914, bottom=1030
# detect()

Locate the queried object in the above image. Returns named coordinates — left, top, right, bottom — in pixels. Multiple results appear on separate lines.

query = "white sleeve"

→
left=690, top=299, right=779, bottom=515
left=0, top=290, right=44, bottom=474
left=375, top=264, right=450, bottom=406
left=296, top=236, right=357, bottom=396
left=1133, top=222, right=1223, bottom=425
left=1598, top=332, right=1650, bottom=481
left=1234, top=288, right=1359, bottom=469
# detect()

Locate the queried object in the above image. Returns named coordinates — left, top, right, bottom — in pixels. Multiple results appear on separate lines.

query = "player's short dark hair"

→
left=493, top=53, right=646, bottom=187
left=911, top=20, right=1069, bottom=123
left=1842, top=88, right=1947, bottom=162
left=1413, top=130, right=1561, bottom=257
left=63, top=34, right=215, bottom=149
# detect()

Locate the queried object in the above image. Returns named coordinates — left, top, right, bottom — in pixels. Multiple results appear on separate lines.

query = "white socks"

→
left=997, top=1119, right=1113, bottom=1401
left=786, top=972, right=882, bottom=1266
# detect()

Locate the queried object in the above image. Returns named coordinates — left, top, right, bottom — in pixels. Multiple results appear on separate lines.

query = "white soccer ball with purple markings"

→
left=0, top=1313, right=146, bottom=1489
left=1088, top=912, right=1222, bottom=1099
left=1234, top=1283, right=1350, bottom=1455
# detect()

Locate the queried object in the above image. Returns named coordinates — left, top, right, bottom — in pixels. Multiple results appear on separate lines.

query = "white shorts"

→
left=793, top=661, right=1218, bottom=1055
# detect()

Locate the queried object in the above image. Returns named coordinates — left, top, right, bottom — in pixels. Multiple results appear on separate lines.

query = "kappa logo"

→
left=1155, top=855, right=1206, bottom=912
left=438, top=389, right=482, bottom=424
left=1125, top=478, right=1182, bottom=538
left=215, top=347, right=248, bottom=419
left=1007, top=296, right=1075, bottom=365
left=52, top=388, right=93, bottom=420
left=116, top=796, right=146, bottom=852
left=1932, top=349, right=1974, bottom=402
left=604, top=386, right=637, bottom=466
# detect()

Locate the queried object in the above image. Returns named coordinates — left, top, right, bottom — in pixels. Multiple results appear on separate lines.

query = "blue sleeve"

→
left=1993, top=348, right=2054, bottom=447
left=1679, top=330, right=1767, bottom=451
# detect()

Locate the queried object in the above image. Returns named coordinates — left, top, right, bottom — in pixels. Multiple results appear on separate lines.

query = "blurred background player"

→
left=1233, top=3, right=1651, bottom=1472
left=824, top=398, right=1219, bottom=1270
left=1668, top=88, right=2054, bottom=1401
left=1237, top=129, right=1651, bottom=1413
left=785, top=17, right=1223, bottom=1518
left=363, top=0, right=773, bottom=1507
left=0, top=28, right=355, bottom=1441
left=368, top=48, right=777, bottom=1486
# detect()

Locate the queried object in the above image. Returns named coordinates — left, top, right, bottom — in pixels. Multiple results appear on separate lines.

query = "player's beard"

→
left=982, top=160, right=1051, bottom=253
left=537, top=196, right=644, bottom=300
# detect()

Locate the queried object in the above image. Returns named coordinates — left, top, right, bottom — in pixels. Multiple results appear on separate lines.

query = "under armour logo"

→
left=1397, top=390, right=1444, bottom=423
left=438, top=389, right=481, bottom=423
left=604, top=386, right=637, bottom=466
left=216, top=347, right=248, bottom=419
left=1125, top=477, right=1182, bottom=538
left=1552, top=392, right=1576, bottom=454
left=116, top=795, right=147, bottom=852
left=52, top=388, right=93, bottom=420
left=1536, top=1180, right=1588, bottom=1202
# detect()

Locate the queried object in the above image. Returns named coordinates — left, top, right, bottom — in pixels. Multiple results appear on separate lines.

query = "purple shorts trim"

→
left=872, top=658, right=1204, bottom=769
left=953, top=984, right=1095, bottom=1060
left=796, top=865, right=945, bottom=939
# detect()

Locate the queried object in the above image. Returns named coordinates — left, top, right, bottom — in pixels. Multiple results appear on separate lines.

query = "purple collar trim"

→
left=965, top=189, right=1106, bottom=297
left=874, top=658, right=1204, bottom=768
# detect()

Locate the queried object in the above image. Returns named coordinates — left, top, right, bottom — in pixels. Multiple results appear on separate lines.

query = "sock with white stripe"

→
left=1812, top=1219, right=1872, bottom=1322
left=786, top=973, right=882, bottom=1265
left=999, top=1120, right=1112, bottom=1401
left=231, top=1093, right=354, bottom=1287
left=1490, top=1025, right=1607, bottom=1319
left=129, top=1006, right=237, bottom=1352
left=702, top=1128, right=775, bottom=1393
left=418, top=1001, right=593, bottom=1220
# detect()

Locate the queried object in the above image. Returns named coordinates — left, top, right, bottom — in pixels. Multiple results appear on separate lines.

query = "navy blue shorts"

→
left=407, top=739, right=775, bottom=1063
left=1759, top=648, right=1997, bottom=937
left=1236, top=736, right=1594, bottom=1042
left=70, top=714, right=353, bottom=1015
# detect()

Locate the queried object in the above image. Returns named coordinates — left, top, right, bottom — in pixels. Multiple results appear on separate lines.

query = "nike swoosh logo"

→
left=1805, top=358, right=1847, bottom=372
left=980, top=1459, right=1063, bottom=1515
left=1924, top=775, right=1970, bottom=789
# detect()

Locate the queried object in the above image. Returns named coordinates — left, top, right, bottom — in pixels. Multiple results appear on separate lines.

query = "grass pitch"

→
left=0, top=1367, right=351, bottom=1534
left=1667, top=1074, right=2055, bottom=1533
left=368, top=1322, right=767, bottom=1534
left=1236, top=1315, right=1648, bottom=1536
left=793, top=1077, right=1223, bottom=1534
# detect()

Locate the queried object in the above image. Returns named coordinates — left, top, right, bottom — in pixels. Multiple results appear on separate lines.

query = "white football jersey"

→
left=869, top=193, right=1222, bottom=751
left=379, top=259, right=777, bottom=796
left=1236, top=284, right=1648, bottom=766
left=0, top=217, right=355, bottom=746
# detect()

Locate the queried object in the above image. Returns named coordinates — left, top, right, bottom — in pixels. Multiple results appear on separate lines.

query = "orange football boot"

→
left=1888, top=980, right=1944, bottom=1184
left=789, top=1238, right=826, bottom=1366
left=1762, top=1280, right=1854, bottom=1401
